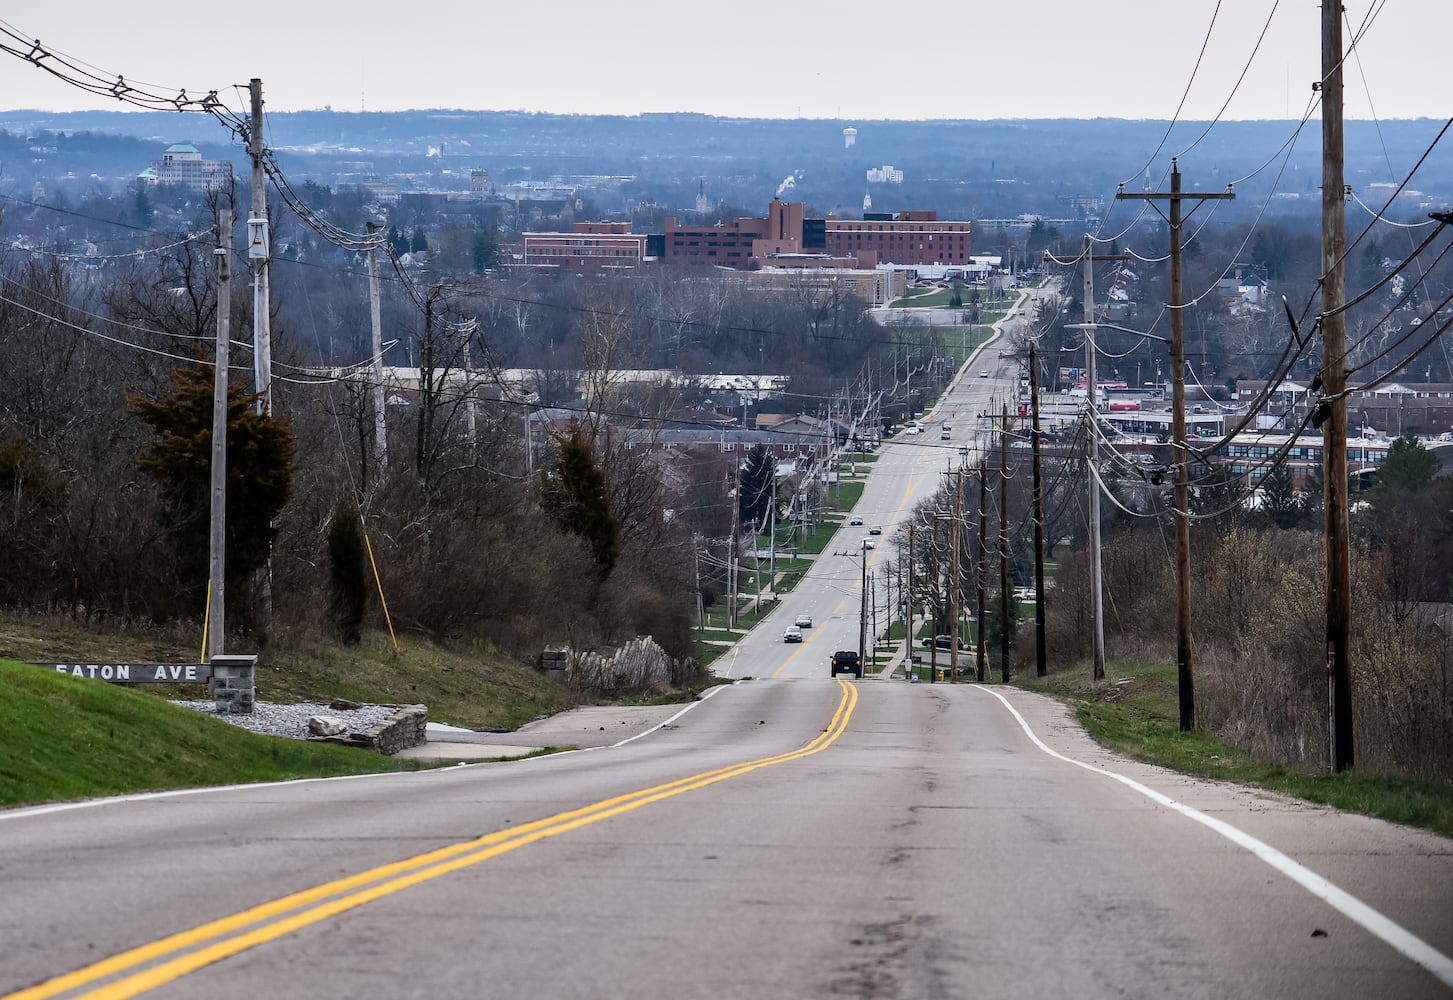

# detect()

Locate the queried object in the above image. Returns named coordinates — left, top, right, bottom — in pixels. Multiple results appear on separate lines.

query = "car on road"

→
left=863, top=538, right=876, bottom=549
left=940, top=429, right=951, bottom=440
left=794, top=614, right=813, bottom=628
left=979, top=370, right=990, bottom=378
left=782, top=625, right=803, bottom=643
left=920, top=634, right=962, bottom=649
left=868, top=524, right=882, bottom=535
left=848, top=515, right=863, bottom=526
left=830, top=650, right=863, bottom=678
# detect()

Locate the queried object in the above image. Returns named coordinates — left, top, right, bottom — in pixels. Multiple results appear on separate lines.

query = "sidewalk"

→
left=396, top=704, right=686, bottom=762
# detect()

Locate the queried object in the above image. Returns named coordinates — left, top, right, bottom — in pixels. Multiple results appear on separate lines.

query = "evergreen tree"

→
left=130, top=365, right=295, bottom=615
left=544, top=419, right=620, bottom=578
left=739, top=444, right=776, bottom=530
left=1375, top=433, right=1439, bottom=493
left=327, top=500, right=369, bottom=645
left=1259, top=464, right=1301, bottom=528
left=471, top=231, right=497, bottom=273
left=410, top=227, right=429, bottom=253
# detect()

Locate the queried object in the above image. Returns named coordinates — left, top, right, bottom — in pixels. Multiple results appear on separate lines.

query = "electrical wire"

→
left=1117, top=0, right=1225, bottom=188
left=1172, top=0, right=1284, bottom=161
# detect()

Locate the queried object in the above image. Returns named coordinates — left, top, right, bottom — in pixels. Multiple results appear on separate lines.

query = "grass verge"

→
left=1018, top=660, right=1453, bottom=839
left=0, top=658, right=426, bottom=808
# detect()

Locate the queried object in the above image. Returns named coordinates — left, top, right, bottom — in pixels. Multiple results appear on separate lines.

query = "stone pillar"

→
left=208, top=654, right=257, bottom=714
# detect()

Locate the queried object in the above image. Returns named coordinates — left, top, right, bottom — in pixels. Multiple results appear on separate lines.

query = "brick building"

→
left=1236, top=380, right=1453, bottom=439
left=519, top=222, right=654, bottom=272
left=824, top=211, right=972, bottom=266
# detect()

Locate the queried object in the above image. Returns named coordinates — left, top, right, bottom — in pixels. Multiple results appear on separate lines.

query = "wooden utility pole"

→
left=1029, top=341, right=1047, bottom=677
left=207, top=207, right=233, bottom=661
left=1321, top=2, right=1354, bottom=771
left=999, top=403, right=1011, bottom=683
left=366, top=222, right=387, bottom=481
left=907, top=522, right=915, bottom=679
left=976, top=457, right=988, bottom=683
left=1117, top=160, right=1233, bottom=731
left=247, top=79, right=272, bottom=415
left=729, top=454, right=740, bottom=628
left=1076, top=238, right=1132, bottom=680
left=950, top=466, right=964, bottom=680
left=859, top=538, right=869, bottom=659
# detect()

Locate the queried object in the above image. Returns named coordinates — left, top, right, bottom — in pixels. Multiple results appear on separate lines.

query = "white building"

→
left=141, top=144, right=232, bottom=193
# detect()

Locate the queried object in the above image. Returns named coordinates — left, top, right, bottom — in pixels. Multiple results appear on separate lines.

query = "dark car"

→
left=919, top=635, right=961, bottom=649
left=830, top=650, right=863, bottom=678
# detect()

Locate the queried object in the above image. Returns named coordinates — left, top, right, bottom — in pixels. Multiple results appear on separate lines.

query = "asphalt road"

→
left=3, top=287, right=1450, bottom=998
left=3, top=681, right=1449, bottom=998
left=721, top=284, right=1052, bottom=680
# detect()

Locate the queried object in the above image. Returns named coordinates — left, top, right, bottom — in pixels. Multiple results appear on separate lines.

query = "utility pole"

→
left=1081, top=238, right=1133, bottom=681
left=694, top=543, right=704, bottom=633
left=1056, top=238, right=1131, bottom=681
left=1321, top=3, right=1354, bottom=771
left=366, top=222, right=387, bottom=482
left=950, top=466, right=964, bottom=681
left=859, top=540, right=869, bottom=659
left=1117, top=160, right=1233, bottom=731
left=907, top=522, right=915, bottom=680
left=207, top=207, right=233, bottom=661
left=729, top=454, right=740, bottom=629
left=976, top=456, right=988, bottom=683
left=1029, top=340, right=1047, bottom=677
left=999, top=403, right=1011, bottom=683
left=247, top=79, right=272, bottom=415
left=769, top=471, right=777, bottom=600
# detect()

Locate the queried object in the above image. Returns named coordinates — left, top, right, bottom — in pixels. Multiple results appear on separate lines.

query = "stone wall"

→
left=310, top=704, right=428, bottom=755
left=549, top=637, right=705, bottom=695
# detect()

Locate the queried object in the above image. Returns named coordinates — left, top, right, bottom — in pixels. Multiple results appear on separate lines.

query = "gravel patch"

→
left=174, top=701, right=401, bottom=740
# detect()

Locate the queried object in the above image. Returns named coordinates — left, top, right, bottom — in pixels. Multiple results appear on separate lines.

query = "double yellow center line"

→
left=9, top=679, right=859, bottom=1000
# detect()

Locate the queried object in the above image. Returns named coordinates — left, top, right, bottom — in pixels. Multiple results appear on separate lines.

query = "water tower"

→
left=843, top=126, right=857, bottom=150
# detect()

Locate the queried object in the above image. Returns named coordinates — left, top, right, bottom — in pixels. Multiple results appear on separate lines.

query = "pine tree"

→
left=327, top=500, right=368, bottom=644
left=130, top=365, right=295, bottom=614
left=544, top=419, right=620, bottom=578
left=739, top=444, right=775, bottom=529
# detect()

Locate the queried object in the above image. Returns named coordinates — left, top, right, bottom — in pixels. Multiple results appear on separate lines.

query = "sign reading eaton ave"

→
left=32, top=662, right=213, bottom=683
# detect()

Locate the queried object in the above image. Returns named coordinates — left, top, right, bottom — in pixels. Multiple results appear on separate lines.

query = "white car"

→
left=848, top=515, right=863, bottom=526
left=863, top=538, right=876, bottom=550
left=979, top=370, right=990, bottom=378
left=794, top=614, right=813, bottom=628
left=868, top=524, right=882, bottom=535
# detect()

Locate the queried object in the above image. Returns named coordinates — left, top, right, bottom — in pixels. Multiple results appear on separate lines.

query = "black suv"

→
left=830, top=650, right=863, bottom=679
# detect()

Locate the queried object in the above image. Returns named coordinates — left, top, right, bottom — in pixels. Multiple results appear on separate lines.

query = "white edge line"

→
left=608, top=682, right=731, bottom=749
left=977, top=685, right=1453, bottom=989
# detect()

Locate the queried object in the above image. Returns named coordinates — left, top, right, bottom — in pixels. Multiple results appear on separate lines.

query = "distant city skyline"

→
left=0, top=2, right=1449, bottom=122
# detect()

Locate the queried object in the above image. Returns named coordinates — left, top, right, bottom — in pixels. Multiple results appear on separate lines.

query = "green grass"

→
left=248, top=633, right=570, bottom=731
left=0, top=658, right=426, bottom=807
left=830, top=482, right=865, bottom=510
left=1018, top=661, right=1453, bottom=839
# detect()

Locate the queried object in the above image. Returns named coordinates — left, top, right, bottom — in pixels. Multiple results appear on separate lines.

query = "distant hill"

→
left=3, top=110, right=1447, bottom=226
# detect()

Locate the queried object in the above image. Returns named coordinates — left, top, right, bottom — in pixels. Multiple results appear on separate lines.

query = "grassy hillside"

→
left=0, top=619, right=570, bottom=730
left=0, top=616, right=584, bottom=808
left=0, top=657, right=424, bottom=807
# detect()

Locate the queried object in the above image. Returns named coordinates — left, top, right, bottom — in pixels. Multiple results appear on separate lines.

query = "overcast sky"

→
left=0, top=2, right=1447, bottom=122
